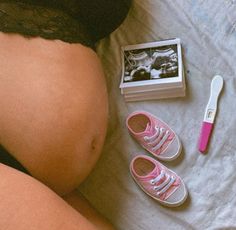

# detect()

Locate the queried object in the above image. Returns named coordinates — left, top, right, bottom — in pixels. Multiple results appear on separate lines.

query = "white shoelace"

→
left=144, top=125, right=170, bottom=151
left=150, top=170, right=176, bottom=196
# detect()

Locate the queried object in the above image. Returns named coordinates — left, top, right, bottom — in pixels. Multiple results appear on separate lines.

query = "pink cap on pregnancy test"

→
left=198, top=75, right=224, bottom=153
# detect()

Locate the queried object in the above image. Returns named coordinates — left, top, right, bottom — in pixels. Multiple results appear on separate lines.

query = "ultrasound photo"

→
left=123, top=44, right=179, bottom=83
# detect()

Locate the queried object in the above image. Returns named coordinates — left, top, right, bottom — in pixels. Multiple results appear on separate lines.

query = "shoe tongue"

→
left=138, top=121, right=153, bottom=137
left=144, top=122, right=152, bottom=132
left=132, top=116, right=154, bottom=138
left=142, top=164, right=161, bottom=180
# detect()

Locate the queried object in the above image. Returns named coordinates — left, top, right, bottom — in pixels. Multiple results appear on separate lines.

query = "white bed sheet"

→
left=79, top=1, right=236, bottom=229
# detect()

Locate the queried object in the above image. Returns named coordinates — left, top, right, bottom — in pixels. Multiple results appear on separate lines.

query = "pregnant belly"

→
left=0, top=33, right=108, bottom=193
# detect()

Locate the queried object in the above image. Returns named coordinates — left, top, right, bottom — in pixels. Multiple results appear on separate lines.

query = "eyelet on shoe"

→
left=160, top=127, right=165, bottom=132
left=150, top=179, right=155, bottom=185
left=153, top=186, right=158, bottom=191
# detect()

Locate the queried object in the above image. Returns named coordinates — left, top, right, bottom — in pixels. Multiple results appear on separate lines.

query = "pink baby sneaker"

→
left=126, top=111, right=182, bottom=161
left=130, top=155, right=188, bottom=207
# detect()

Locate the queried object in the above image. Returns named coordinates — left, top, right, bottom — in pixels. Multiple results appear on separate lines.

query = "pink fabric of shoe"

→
left=130, top=155, right=188, bottom=207
left=126, top=111, right=182, bottom=161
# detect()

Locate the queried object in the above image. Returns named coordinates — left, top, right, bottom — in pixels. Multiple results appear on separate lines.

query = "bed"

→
left=79, top=0, right=236, bottom=229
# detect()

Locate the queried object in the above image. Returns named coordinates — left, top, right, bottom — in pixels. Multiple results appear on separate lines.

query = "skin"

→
left=0, top=32, right=114, bottom=229
left=0, top=32, right=108, bottom=194
left=0, top=163, right=98, bottom=230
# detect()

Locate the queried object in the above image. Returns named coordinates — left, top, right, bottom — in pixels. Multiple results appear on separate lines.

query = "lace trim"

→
left=0, top=2, right=94, bottom=47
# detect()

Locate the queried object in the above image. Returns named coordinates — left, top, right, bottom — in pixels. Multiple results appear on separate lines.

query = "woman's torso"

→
left=0, top=32, right=108, bottom=189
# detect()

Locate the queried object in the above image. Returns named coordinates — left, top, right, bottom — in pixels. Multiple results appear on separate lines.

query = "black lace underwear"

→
left=0, top=0, right=132, bottom=48
left=0, top=2, right=94, bottom=47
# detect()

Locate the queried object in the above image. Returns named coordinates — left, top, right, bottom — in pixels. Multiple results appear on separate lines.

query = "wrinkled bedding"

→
left=79, top=0, right=236, bottom=229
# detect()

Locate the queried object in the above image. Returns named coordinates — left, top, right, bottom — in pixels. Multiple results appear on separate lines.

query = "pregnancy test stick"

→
left=198, top=75, right=224, bottom=153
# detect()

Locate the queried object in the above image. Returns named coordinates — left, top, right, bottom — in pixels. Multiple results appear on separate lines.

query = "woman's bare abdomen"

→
left=0, top=33, right=108, bottom=195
